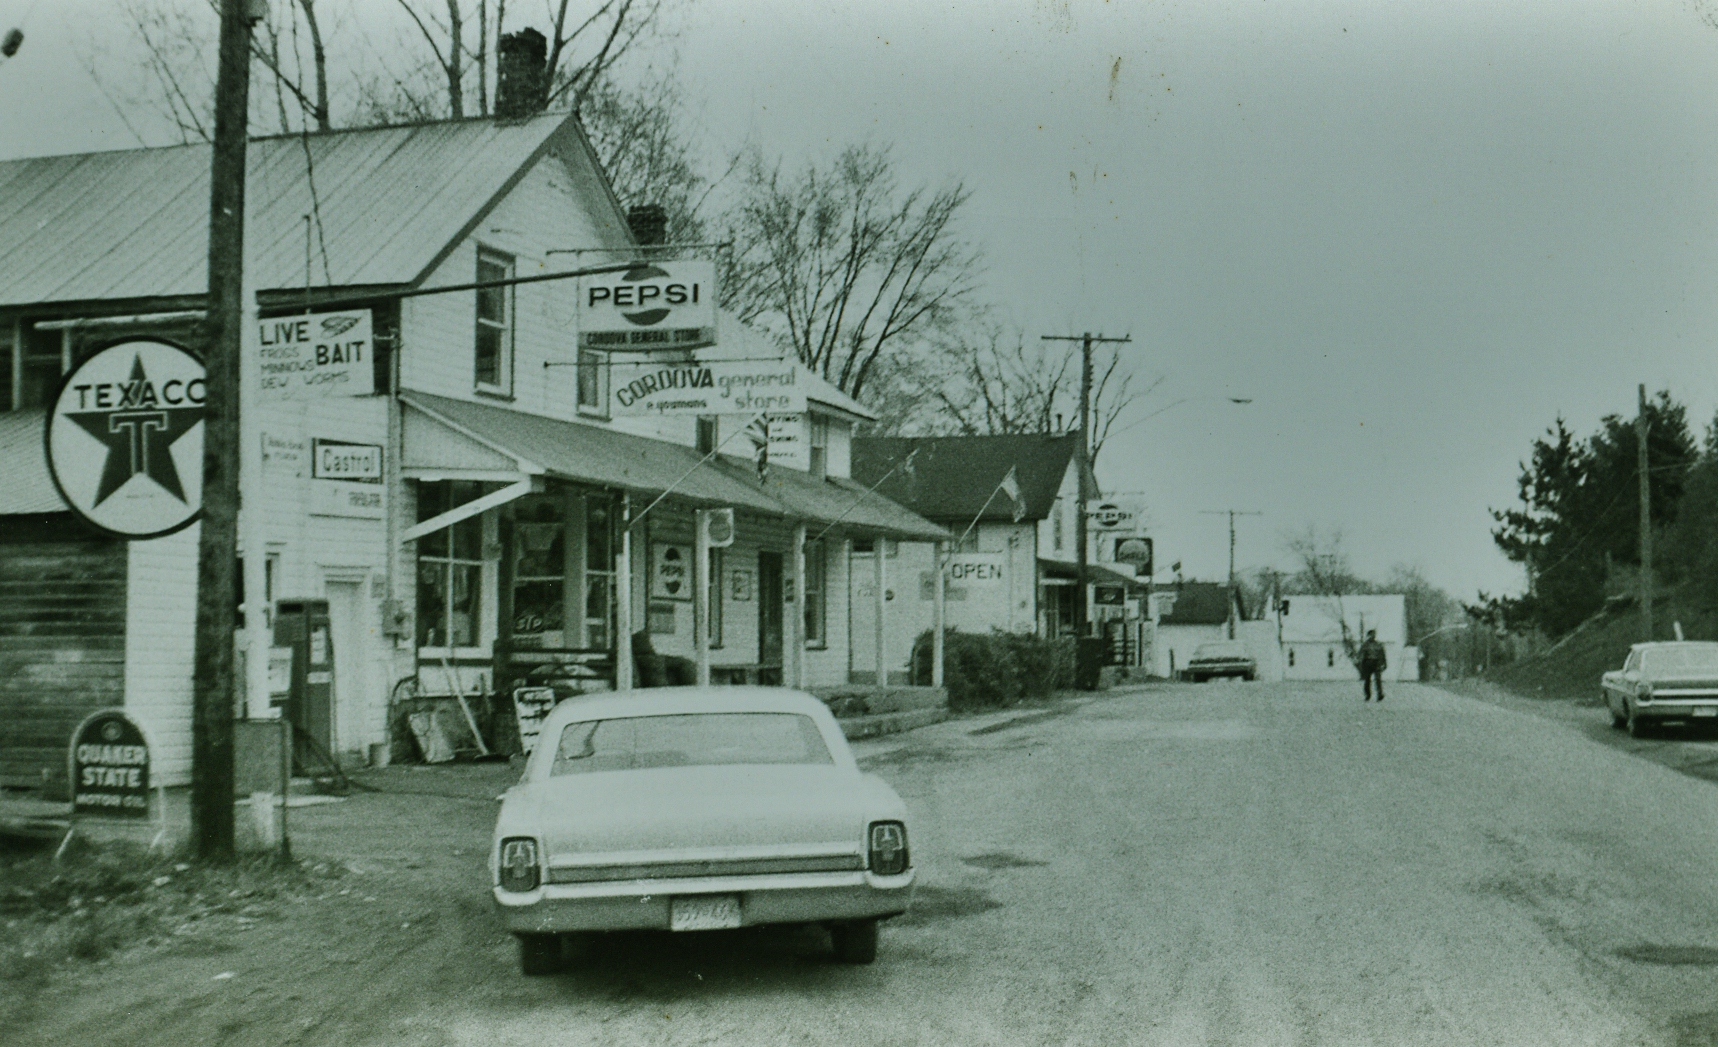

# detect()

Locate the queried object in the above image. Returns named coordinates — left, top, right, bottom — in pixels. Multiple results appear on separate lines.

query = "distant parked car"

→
left=1602, top=641, right=1718, bottom=737
left=490, top=687, right=915, bottom=975
left=1182, top=641, right=1258, bottom=682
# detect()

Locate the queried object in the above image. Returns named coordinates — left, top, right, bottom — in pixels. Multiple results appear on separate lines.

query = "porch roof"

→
left=1038, top=557, right=1150, bottom=591
left=400, top=392, right=947, bottom=541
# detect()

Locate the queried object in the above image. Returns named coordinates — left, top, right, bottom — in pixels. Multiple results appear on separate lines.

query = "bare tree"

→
left=720, top=143, right=983, bottom=402
left=577, top=70, right=736, bottom=245
left=905, top=319, right=1162, bottom=465
left=1283, top=526, right=1376, bottom=662
left=96, top=0, right=666, bottom=138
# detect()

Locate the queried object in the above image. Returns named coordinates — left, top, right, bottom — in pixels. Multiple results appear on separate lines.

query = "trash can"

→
left=1075, top=636, right=1106, bottom=691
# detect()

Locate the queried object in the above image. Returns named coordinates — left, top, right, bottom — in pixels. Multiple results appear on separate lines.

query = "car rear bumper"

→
left=494, top=869, right=916, bottom=933
left=1634, top=697, right=1718, bottom=721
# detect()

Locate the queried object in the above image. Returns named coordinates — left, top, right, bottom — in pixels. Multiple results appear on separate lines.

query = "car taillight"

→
left=499, top=838, right=540, bottom=892
left=868, top=821, right=909, bottom=876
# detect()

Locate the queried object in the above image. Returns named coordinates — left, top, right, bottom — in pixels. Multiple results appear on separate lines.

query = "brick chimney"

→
left=494, top=28, right=548, bottom=120
left=627, top=204, right=668, bottom=246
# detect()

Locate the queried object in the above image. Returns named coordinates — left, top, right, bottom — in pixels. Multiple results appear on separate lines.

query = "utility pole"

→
left=1637, top=384, right=1653, bottom=643
left=190, top=0, right=259, bottom=862
left=1201, top=509, right=1261, bottom=639
left=1041, top=332, right=1131, bottom=641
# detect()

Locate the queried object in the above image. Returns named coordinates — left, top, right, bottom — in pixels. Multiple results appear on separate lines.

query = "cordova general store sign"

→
left=609, top=359, right=805, bottom=417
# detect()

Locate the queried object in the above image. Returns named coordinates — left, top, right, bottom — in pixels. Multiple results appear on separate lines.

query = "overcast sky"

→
left=6, top=0, right=1718, bottom=604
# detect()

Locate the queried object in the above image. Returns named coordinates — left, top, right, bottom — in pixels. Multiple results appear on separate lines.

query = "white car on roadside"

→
left=1602, top=641, right=1718, bottom=737
left=490, top=687, right=916, bottom=975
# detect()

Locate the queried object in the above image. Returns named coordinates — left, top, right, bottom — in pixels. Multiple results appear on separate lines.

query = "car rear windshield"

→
left=1645, top=647, right=1718, bottom=675
left=549, top=712, right=835, bottom=776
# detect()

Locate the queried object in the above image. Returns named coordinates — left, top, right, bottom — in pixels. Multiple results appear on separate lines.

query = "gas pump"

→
left=274, top=599, right=334, bottom=772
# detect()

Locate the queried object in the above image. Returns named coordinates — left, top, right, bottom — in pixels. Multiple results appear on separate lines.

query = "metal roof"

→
left=0, top=112, right=579, bottom=308
left=401, top=392, right=944, bottom=541
left=0, top=410, right=65, bottom=515
left=852, top=433, right=1079, bottom=523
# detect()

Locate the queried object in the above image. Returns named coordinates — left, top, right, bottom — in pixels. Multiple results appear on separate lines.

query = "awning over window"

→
left=401, top=391, right=947, bottom=542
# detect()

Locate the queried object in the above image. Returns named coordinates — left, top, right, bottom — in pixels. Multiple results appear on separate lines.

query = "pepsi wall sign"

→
left=45, top=339, right=205, bottom=539
left=580, top=260, right=716, bottom=351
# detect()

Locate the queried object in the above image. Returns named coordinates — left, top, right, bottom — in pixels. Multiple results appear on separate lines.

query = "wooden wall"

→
left=0, top=515, right=127, bottom=796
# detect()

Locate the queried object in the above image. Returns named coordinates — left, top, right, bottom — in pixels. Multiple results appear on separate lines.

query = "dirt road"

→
left=14, top=681, right=1718, bottom=1045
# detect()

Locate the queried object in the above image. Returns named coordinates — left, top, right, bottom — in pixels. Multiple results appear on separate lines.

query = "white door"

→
left=324, top=579, right=372, bottom=762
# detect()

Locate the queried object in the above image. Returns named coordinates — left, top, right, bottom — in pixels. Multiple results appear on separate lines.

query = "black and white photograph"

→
left=5, top=0, right=1718, bottom=1042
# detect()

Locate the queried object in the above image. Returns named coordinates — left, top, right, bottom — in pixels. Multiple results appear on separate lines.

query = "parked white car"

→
left=1602, top=641, right=1718, bottom=737
left=490, top=687, right=916, bottom=975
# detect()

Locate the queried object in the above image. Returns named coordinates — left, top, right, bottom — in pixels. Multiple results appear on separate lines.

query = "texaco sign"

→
left=45, top=339, right=206, bottom=539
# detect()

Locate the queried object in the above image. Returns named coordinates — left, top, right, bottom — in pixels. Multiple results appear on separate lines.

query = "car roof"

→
left=1632, top=641, right=1718, bottom=651
left=536, top=686, right=833, bottom=732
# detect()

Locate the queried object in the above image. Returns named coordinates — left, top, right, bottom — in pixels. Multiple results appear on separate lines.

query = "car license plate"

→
left=670, top=895, right=742, bottom=931
left=1695, top=708, right=1718, bottom=718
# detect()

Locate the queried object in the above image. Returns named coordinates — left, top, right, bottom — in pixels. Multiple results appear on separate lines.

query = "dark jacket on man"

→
left=1358, top=638, right=1387, bottom=673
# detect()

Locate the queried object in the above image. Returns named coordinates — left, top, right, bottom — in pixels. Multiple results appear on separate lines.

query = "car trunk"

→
left=528, top=764, right=868, bottom=871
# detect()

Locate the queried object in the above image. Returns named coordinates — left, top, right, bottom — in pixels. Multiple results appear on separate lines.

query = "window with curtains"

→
left=803, top=538, right=827, bottom=647
left=417, top=481, right=486, bottom=649
left=475, top=247, right=514, bottom=394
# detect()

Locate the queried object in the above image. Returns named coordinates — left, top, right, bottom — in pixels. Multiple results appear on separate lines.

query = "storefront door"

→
left=758, top=551, right=783, bottom=670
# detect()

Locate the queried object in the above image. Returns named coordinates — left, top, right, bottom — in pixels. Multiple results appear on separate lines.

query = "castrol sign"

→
left=580, top=260, right=716, bottom=351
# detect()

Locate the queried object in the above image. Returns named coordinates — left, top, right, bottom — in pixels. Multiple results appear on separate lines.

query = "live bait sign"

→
left=69, top=711, right=150, bottom=819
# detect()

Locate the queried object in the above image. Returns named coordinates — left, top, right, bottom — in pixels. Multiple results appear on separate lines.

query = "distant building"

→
left=1277, top=594, right=1417, bottom=681
left=1151, top=581, right=1246, bottom=679
left=850, top=433, right=1150, bottom=667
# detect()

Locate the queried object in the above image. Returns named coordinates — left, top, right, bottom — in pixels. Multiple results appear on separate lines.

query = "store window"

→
left=417, top=481, right=486, bottom=649
left=803, top=538, right=827, bottom=647
left=583, top=497, right=616, bottom=650
left=577, top=349, right=607, bottom=415
left=510, top=496, right=566, bottom=649
left=475, top=248, right=513, bottom=394
left=808, top=416, right=829, bottom=477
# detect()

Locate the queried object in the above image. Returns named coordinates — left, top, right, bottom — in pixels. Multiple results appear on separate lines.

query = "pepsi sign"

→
left=580, top=260, right=716, bottom=351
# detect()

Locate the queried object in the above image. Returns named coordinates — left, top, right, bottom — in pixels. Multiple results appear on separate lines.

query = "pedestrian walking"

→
left=1358, top=630, right=1387, bottom=702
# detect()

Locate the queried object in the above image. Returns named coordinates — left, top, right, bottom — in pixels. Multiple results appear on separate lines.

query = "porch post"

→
left=844, top=537, right=855, bottom=683
left=932, top=540, right=945, bottom=688
left=874, top=533, right=887, bottom=688
left=694, top=509, right=711, bottom=686
left=792, top=522, right=808, bottom=689
left=615, top=493, right=633, bottom=691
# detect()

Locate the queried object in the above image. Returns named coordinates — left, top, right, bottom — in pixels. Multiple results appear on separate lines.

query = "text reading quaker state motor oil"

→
left=257, top=309, right=375, bottom=398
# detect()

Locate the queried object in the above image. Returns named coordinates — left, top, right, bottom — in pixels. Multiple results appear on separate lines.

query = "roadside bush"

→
left=915, top=629, right=1075, bottom=710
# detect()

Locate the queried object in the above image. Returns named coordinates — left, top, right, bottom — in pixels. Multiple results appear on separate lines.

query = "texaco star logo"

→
left=45, top=339, right=206, bottom=539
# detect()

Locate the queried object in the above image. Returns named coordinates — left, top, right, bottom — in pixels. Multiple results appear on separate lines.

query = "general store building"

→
left=0, top=107, right=945, bottom=798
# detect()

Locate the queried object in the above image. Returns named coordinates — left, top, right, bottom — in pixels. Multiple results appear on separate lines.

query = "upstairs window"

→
left=696, top=416, right=718, bottom=456
left=475, top=248, right=514, bottom=395
left=808, top=416, right=829, bottom=477
left=1053, top=499, right=1065, bottom=552
left=577, top=349, right=607, bottom=415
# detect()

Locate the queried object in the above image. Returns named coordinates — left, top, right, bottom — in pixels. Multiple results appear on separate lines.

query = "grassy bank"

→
left=0, top=836, right=344, bottom=1026
left=1485, top=586, right=1718, bottom=703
